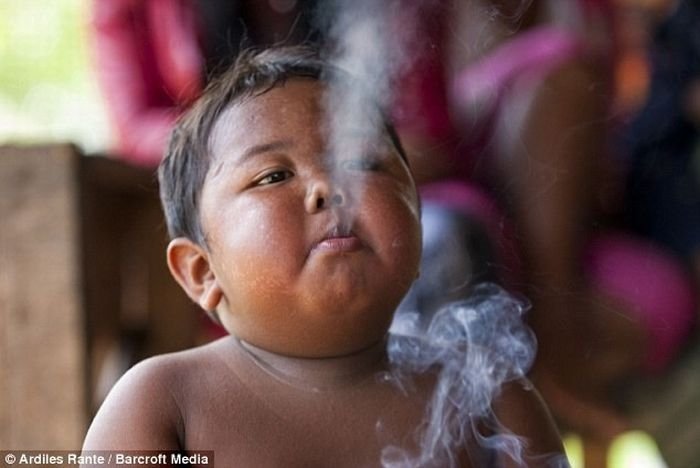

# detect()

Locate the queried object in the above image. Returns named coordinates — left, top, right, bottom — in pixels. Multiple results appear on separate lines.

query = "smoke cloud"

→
left=383, top=283, right=547, bottom=467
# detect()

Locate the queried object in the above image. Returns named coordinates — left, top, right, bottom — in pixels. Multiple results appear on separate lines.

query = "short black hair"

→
left=158, top=44, right=406, bottom=245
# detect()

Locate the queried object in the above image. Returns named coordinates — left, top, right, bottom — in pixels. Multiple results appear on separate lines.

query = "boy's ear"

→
left=166, top=238, right=223, bottom=311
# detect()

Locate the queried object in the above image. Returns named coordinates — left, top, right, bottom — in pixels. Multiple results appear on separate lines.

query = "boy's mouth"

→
left=311, top=225, right=363, bottom=253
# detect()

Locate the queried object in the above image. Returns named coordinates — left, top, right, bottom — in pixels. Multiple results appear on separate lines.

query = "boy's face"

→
left=198, top=79, right=421, bottom=357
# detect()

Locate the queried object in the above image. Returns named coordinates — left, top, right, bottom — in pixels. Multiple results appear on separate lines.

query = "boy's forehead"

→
left=209, top=80, right=324, bottom=158
left=208, top=79, right=393, bottom=165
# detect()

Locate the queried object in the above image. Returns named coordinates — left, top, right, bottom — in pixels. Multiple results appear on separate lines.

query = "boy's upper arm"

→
left=82, top=357, right=183, bottom=451
left=491, top=378, right=568, bottom=467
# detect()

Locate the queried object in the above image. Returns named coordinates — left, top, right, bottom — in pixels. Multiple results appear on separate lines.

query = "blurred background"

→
left=0, top=0, right=111, bottom=153
left=1, top=1, right=698, bottom=467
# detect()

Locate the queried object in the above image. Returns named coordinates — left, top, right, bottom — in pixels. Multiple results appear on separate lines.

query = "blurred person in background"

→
left=619, top=1, right=700, bottom=465
left=91, top=0, right=321, bottom=167
left=393, top=0, right=696, bottom=465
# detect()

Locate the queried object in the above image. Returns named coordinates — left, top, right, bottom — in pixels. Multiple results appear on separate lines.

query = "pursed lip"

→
left=311, top=225, right=364, bottom=253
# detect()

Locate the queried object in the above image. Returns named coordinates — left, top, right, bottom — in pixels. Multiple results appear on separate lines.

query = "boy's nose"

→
left=305, top=179, right=346, bottom=213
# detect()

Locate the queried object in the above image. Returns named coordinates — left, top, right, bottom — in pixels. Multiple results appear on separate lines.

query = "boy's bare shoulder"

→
left=82, top=338, right=239, bottom=450
left=105, top=337, right=238, bottom=395
left=133, top=336, right=237, bottom=377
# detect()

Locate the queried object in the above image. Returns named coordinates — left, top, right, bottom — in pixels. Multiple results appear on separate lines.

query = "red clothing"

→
left=91, top=0, right=203, bottom=166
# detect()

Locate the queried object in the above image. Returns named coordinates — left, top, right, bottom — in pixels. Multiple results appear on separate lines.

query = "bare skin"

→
left=82, top=337, right=434, bottom=466
left=83, top=79, right=565, bottom=466
left=82, top=337, right=563, bottom=467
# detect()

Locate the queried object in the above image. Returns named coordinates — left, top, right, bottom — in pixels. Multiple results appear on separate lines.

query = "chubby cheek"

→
left=363, top=185, right=422, bottom=277
left=208, top=200, right=305, bottom=300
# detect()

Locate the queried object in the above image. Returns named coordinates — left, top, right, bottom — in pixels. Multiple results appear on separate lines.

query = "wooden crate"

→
left=0, top=145, right=197, bottom=449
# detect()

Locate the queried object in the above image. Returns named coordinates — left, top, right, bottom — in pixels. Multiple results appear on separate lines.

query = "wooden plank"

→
left=78, top=156, right=197, bottom=412
left=0, top=145, right=87, bottom=449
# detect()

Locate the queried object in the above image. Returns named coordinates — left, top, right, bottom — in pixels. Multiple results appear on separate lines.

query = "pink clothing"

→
left=452, top=26, right=590, bottom=175
left=585, top=233, right=696, bottom=373
left=451, top=26, right=582, bottom=121
left=91, top=0, right=204, bottom=166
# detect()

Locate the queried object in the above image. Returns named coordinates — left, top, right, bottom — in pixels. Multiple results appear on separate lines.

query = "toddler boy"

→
left=82, top=45, right=565, bottom=467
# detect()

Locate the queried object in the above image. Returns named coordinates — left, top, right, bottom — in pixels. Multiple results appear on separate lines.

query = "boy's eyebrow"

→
left=239, top=140, right=293, bottom=163
left=209, top=140, right=293, bottom=180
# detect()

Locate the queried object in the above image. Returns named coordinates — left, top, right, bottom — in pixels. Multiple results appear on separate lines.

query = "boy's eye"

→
left=256, top=170, right=292, bottom=185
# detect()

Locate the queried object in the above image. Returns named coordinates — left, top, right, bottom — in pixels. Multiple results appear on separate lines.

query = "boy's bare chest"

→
left=180, top=370, right=436, bottom=467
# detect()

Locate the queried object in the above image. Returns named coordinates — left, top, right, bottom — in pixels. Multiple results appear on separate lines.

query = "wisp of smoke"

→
left=320, top=0, right=431, bottom=209
left=383, top=283, right=560, bottom=467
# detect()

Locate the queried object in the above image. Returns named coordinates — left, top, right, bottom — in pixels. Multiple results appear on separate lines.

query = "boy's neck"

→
left=233, top=337, right=388, bottom=392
